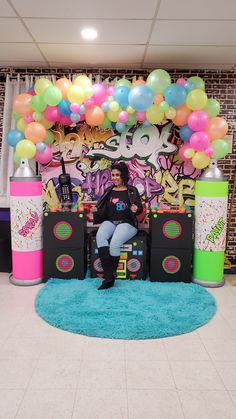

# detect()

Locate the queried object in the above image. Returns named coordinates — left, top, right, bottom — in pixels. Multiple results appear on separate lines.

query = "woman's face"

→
left=111, top=169, right=123, bottom=187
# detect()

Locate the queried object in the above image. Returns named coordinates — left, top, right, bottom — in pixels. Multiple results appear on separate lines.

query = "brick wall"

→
left=0, top=67, right=235, bottom=261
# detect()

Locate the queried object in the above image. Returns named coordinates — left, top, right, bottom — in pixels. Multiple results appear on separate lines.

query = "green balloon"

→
left=45, top=130, right=55, bottom=145
left=115, top=78, right=132, bottom=88
left=43, top=86, right=62, bottom=106
left=146, top=69, right=171, bottom=94
left=13, top=152, right=22, bottom=166
left=126, top=114, right=137, bottom=126
left=188, top=76, right=205, bottom=91
left=12, top=111, right=21, bottom=122
left=203, top=99, right=220, bottom=118
left=211, top=139, right=229, bottom=159
left=99, top=116, right=112, bottom=130
left=31, top=95, right=47, bottom=112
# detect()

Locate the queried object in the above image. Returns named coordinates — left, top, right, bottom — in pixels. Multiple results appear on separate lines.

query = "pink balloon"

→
left=60, top=115, right=72, bottom=125
left=205, top=147, right=214, bottom=157
left=188, top=111, right=208, bottom=131
left=70, top=103, right=80, bottom=113
left=119, top=111, right=129, bottom=123
left=176, top=78, right=186, bottom=86
left=92, top=84, right=107, bottom=105
left=44, top=106, right=60, bottom=122
left=107, top=86, right=115, bottom=96
left=189, top=131, right=210, bottom=151
left=84, top=98, right=95, bottom=109
left=34, top=144, right=53, bottom=164
left=179, top=143, right=192, bottom=161
left=135, top=111, right=146, bottom=122
left=24, top=114, right=34, bottom=123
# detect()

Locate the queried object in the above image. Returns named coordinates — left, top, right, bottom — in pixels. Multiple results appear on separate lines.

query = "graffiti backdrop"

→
left=40, top=122, right=201, bottom=223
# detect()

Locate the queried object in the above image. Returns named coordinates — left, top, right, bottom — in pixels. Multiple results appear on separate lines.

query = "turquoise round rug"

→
left=35, top=278, right=217, bottom=339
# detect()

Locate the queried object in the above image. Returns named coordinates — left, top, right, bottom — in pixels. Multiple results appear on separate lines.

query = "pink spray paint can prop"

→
left=9, top=159, right=43, bottom=285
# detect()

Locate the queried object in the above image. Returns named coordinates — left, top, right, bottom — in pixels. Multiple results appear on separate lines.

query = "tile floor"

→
left=0, top=272, right=236, bottom=419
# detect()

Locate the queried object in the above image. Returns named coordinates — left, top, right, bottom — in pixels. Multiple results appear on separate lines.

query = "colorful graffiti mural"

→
left=40, top=122, right=201, bottom=222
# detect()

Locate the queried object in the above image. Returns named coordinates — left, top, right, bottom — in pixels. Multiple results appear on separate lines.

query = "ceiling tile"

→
left=145, top=45, right=236, bottom=67
left=157, top=0, right=236, bottom=19
left=0, top=43, right=47, bottom=61
left=143, top=62, right=234, bottom=70
left=0, top=0, right=17, bottom=16
left=150, top=20, right=236, bottom=46
left=39, top=43, right=145, bottom=66
left=24, top=19, right=151, bottom=44
left=11, top=0, right=158, bottom=19
left=0, top=18, right=34, bottom=42
left=0, top=60, right=49, bottom=67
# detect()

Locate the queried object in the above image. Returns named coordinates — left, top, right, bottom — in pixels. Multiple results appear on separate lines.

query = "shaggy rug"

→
left=35, top=278, right=217, bottom=339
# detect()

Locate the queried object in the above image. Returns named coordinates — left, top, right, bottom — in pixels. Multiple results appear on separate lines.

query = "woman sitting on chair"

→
left=93, top=162, right=143, bottom=290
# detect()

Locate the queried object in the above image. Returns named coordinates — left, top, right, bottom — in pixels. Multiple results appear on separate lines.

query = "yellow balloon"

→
left=165, top=107, right=176, bottom=119
left=184, top=148, right=195, bottom=159
left=34, top=78, right=52, bottom=95
left=16, top=139, right=36, bottom=159
left=16, top=117, right=28, bottom=132
left=40, top=115, right=55, bottom=129
left=67, top=85, right=85, bottom=104
left=107, top=109, right=120, bottom=122
left=146, top=104, right=164, bottom=124
left=186, top=89, right=208, bottom=110
left=109, top=101, right=119, bottom=112
left=73, top=75, right=92, bottom=90
left=192, top=151, right=210, bottom=169
left=127, top=106, right=135, bottom=114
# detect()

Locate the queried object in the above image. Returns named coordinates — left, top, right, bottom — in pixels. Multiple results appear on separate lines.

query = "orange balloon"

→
left=172, top=104, right=191, bottom=126
left=55, top=78, right=72, bottom=99
left=25, top=122, right=46, bottom=143
left=205, top=117, right=228, bottom=140
left=132, top=79, right=146, bottom=87
left=153, top=94, right=164, bottom=105
left=85, top=106, right=105, bottom=126
left=13, top=93, right=33, bottom=116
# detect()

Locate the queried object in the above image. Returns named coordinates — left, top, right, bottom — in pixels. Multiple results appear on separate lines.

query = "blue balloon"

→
left=101, top=101, right=110, bottom=112
left=6, top=129, right=24, bottom=147
left=184, top=80, right=195, bottom=92
left=114, top=86, right=129, bottom=108
left=165, top=84, right=187, bottom=108
left=70, top=113, right=81, bottom=123
left=58, top=100, right=71, bottom=116
left=179, top=124, right=194, bottom=142
left=128, top=85, right=154, bottom=112
left=79, top=105, right=86, bottom=115
left=36, top=142, right=46, bottom=151
left=115, top=122, right=126, bottom=133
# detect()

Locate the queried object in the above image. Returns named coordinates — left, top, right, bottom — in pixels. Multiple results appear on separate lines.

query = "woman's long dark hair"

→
left=111, top=162, right=129, bottom=185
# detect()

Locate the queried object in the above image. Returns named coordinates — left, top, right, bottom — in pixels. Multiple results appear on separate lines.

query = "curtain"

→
left=0, top=74, right=54, bottom=207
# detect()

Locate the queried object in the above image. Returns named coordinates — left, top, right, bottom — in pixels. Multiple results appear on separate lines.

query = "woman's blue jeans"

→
left=96, top=221, right=138, bottom=256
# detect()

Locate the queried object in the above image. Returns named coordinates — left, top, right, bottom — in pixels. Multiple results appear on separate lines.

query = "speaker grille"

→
left=162, top=256, right=181, bottom=274
left=53, top=222, right=72, bottom=240
left=162, top=220, right=182, bottom=239
left=93, top=258, right=103, bottom=273
left=127, top=258, right=141, bottom=273
left=56, top=254, right=74, bottom=272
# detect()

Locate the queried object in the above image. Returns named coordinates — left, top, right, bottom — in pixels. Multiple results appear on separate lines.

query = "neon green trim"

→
left=195, top=181, right=228, bottom=197
left=193, top=248, right=224, bottom=282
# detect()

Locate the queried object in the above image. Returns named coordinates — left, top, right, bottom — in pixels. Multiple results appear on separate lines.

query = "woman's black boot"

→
left=111, top=256, right=120, bottom=278
left=97, top=247, right=115, bottom=290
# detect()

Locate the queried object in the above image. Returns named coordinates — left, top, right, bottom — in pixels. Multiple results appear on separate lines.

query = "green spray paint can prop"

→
left=193, top=160, right=228, bottom=287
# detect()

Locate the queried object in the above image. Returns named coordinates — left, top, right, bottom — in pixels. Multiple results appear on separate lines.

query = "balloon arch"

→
left=6, top=69, right=230, bottom=169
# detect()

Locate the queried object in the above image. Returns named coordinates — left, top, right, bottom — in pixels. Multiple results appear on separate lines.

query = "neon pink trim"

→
left=10, top=181, right=42, bottom=196
left=12, top=249, right=43, bottom=280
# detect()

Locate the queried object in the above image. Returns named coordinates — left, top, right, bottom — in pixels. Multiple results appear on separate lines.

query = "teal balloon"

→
left=128, top=85, right=154, bottom=112
left=165, top=84, right=187, bottom=108
left=114, top=86, right=129, bottom=108
left=6, top=129, right=24, bottom=147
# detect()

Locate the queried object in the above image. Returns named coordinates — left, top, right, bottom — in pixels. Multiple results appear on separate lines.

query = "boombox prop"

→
left=90, top=230, right=147, bottom=280
left=43, top=211, right=87, bottom=280
left=149, top=211, right=194, bottom=282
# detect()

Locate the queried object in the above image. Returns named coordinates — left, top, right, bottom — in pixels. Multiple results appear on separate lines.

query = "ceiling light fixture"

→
left=81, top=28, right=98, bottom=40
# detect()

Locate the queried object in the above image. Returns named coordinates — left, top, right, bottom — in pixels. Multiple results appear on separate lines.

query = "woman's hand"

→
left=130, top=204, right=138, bottom=213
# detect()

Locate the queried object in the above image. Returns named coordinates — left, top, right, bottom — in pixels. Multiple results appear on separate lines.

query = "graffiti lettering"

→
left=206, top=217, right=225, bottom=243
